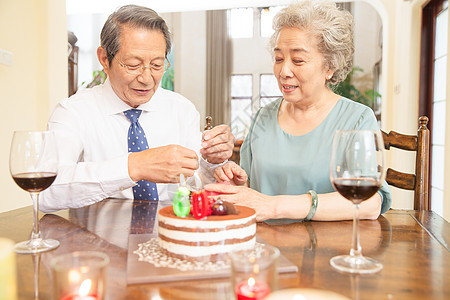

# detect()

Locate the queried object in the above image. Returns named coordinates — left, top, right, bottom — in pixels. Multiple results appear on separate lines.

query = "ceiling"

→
left=66, top=0, right=302, bottom=14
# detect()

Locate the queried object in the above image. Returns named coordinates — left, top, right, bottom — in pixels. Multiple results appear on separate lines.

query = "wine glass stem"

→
left=30, top=192, right=42, bottom=243
left=350, top=203, right=362, bottom=258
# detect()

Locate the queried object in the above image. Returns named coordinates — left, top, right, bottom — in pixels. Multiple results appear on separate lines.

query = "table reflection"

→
left=130, top=200, right=159, bottom=234
left=257, top=216, right=391, bottom=255
left=38, top=212, right=129, bottom=300
left=9, top=198, right=445, bottom=300
left=32, top=254, right=40, bottom=300
left=67, top=199, right=133, bottom=249
left=257, top=216, right=392, bottom=296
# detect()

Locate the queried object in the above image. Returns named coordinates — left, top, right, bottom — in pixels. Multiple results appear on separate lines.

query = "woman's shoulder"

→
left=333, top=97, right=378, bottom=130
left=333, top=97, right=375, bottom=120
left=337, top=97, right=373, bottom=113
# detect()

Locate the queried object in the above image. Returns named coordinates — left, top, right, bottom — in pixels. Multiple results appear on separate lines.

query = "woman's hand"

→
left=213, top=161, right=248, bottom=186
left=204, top=183, right=275, bottom=222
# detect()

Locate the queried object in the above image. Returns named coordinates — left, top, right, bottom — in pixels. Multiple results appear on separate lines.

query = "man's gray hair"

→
left=100, top=5, right=172, bottom=65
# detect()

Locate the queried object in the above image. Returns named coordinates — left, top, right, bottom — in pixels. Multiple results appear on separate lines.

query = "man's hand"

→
left=128, top=145, right=199, bottom=183
left=200, top=124, right=234, bottom=164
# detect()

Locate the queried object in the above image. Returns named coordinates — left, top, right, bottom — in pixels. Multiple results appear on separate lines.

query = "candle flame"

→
left=252, top=264, right=260, bottom=274
left=79, top=279, right=92, bottom=296
left=247, top=277, right=256, bottom=287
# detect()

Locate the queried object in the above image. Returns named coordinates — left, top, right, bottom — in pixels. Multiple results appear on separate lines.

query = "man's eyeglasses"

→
left=115, top=57, right=171, bottom=76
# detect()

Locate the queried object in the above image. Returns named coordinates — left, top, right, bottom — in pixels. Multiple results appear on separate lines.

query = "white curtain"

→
left=206, top=10, right=232, bottom=126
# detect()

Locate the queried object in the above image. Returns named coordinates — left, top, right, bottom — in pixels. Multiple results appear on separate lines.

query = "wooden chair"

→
left=68, top=45, right=79, bottom=96
left=381, top=116, right=430, bottom=210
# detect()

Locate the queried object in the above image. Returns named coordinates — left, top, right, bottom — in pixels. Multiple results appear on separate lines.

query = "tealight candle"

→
left=60, top=279, right=99, bottom=300
left=235, top=277, right=271, bottom=300
left=230, top=244, right=280, bottom=300
left=51, top=252, right=109, bottom=300
left=60, top=294, right=98, bottom=300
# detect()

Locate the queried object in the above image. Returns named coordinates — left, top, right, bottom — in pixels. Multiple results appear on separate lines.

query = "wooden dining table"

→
left=0, top=198, right=448, bottom=300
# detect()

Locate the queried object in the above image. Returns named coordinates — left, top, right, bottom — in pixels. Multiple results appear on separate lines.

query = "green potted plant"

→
left=332, top=66, right=381, bottom=110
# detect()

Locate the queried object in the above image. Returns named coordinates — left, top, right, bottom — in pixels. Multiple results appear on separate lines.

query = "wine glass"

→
left=10, top=131, right=59, bottom=253
left=329, top=130, right=385, bottom=274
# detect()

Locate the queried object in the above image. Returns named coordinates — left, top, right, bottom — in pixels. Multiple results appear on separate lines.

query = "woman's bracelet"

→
left=304, top=190, right=318, bottom=221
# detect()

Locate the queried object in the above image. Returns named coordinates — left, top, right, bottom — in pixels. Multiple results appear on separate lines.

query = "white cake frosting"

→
left=157, top=205, right=256, bottom=261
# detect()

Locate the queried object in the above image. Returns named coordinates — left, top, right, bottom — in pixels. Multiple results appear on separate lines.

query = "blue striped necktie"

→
left=124, top=109, right=159, bottom=200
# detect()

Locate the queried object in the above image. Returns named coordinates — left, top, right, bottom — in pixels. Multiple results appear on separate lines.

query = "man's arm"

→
left=40, top=102, right=136, bottom=212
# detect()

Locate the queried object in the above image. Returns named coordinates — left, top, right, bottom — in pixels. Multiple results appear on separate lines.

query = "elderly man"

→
left=40, top=5, right=233, bottom=211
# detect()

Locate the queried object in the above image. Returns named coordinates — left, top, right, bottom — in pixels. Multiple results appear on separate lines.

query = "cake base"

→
left=157, top=205, right=256, bottom=262
left=134, top=238, right=267, bottom=272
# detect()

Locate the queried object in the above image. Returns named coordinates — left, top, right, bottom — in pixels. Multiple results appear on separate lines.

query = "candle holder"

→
left=51, top=251, right=109, bottom=300
left=229, top=244, right=280, bottom=300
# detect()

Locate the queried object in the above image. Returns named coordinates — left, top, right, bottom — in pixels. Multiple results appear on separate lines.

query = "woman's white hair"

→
left=270, top=0, right=354, bottom=85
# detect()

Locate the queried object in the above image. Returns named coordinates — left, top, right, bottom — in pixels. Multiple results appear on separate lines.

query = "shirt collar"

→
left=100, top=78, right=165, bottom=115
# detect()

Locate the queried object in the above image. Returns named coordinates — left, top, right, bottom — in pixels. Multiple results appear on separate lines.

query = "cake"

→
left=157, top=205, right=256, bottom=262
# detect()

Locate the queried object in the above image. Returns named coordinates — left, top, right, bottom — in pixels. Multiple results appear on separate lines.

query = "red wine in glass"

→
left=10, top=131, right=59, bottom=254
left=332, top=178, right=381, bottom=204
left=12, top=172, right=57, bottom=193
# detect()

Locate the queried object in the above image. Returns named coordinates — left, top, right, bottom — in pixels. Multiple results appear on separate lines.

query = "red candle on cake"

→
left=235, top=277, right=271, bottom=300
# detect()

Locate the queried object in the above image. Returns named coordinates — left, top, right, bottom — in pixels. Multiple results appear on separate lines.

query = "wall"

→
left=67, top=13, right=107, bottom=88
left=353, top=1, right=383, bottom=93
left=364, top=0, right=421, bottom=211
left=445, top=6, right=450, bottom=222
left=169, top=11, right=208, bottom=128
left=0, top=0, right=67, bottom=213
left=377, top=0, right=419, bottom=210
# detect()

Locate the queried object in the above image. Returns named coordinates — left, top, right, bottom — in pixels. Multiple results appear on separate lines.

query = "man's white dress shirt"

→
left=41, top=79, right=214, bottom=212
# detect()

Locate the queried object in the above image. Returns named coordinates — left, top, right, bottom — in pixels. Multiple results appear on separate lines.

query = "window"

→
left=230, top=8, right=254, bottom=38
left=260, top=74, right=282, bottom=107
left=420, top=0, right=448, bottom=216
left=231, top=75, right=253, bottom=139
left=229, top=7, right=283, bottom=139
left=260, top=6, right=285, bottom=37
left=431, top=2, right=448, bottom=217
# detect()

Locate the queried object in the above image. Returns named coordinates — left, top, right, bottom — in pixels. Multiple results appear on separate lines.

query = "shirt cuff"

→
left=200, top=157, right=228, bottom=170
left=197, top=157, right=228, bottom=185
left=99, top=154, right=136, bottom=195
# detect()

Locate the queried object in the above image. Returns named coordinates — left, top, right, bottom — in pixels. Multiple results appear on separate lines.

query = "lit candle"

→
left=235, top=277, right=271, bottom=300
left=60, top=295, right=98, bottom=300
left=60, top=295, right=97, bottom=300
left=60, top=278, right=98, bottom=300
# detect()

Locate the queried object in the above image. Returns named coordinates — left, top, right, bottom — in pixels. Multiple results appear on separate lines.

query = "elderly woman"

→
left=206, top=0, right=391, bottom=222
